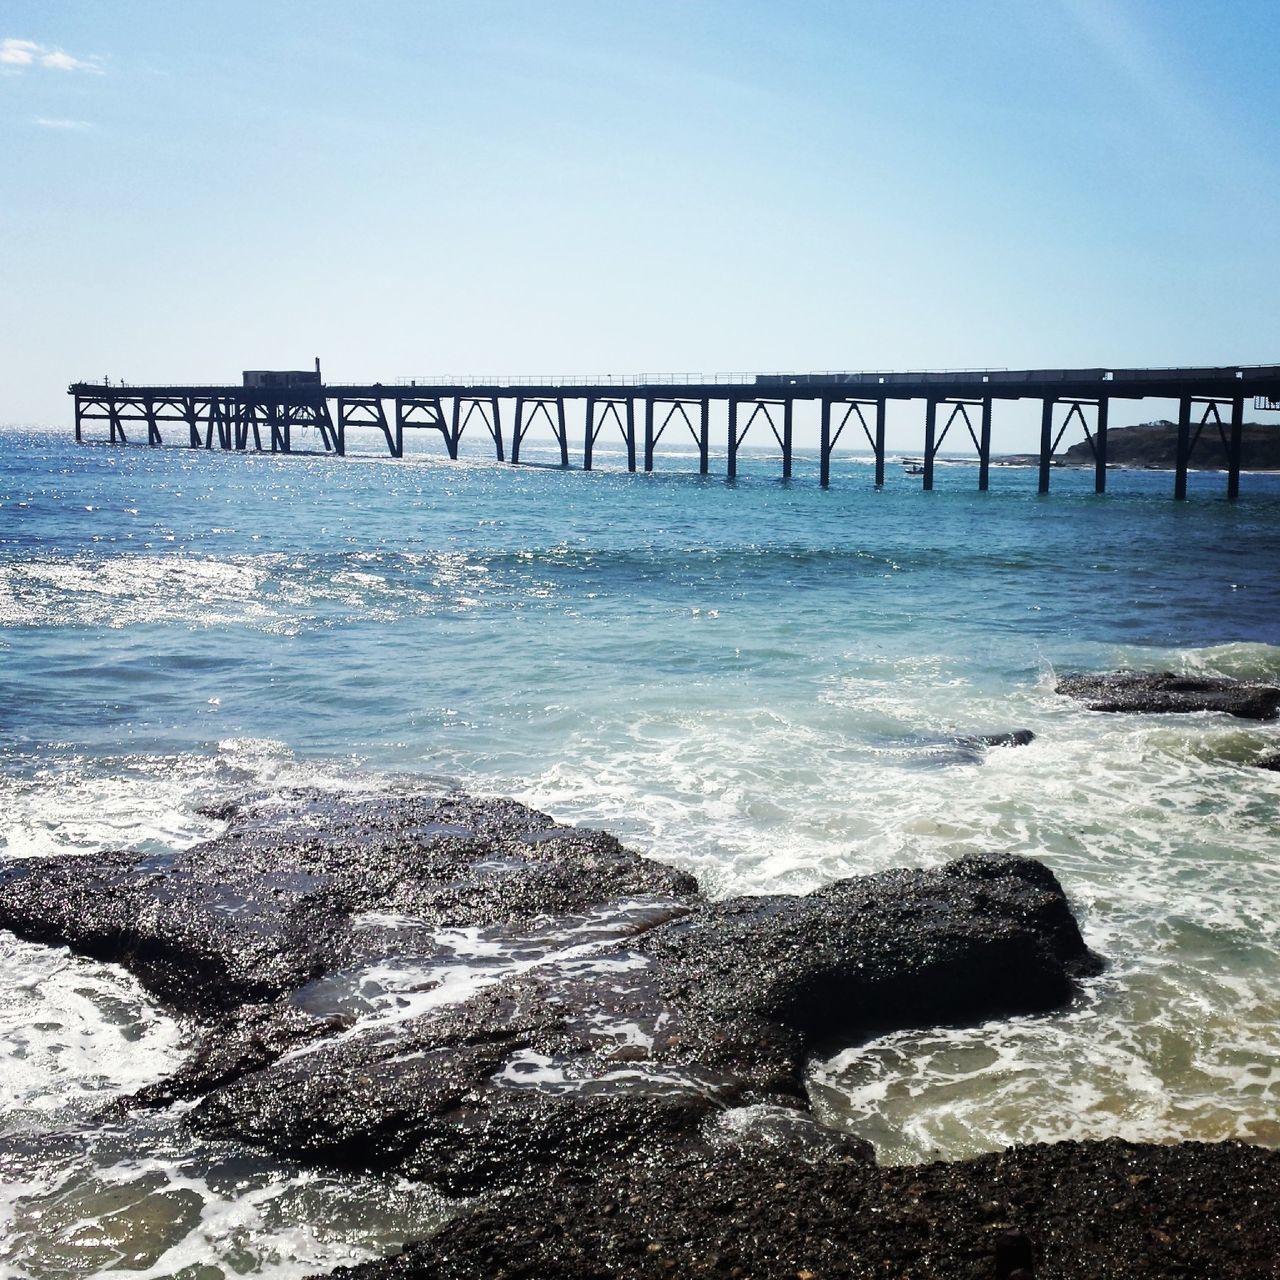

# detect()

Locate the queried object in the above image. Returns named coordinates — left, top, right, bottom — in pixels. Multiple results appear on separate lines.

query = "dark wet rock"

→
left=962, top=728, right=1036, bottom=749
left=0, top=789, right=1100, bottom=1198
left=186, top=853, right=1098, bottom=1193
left=194, top=800, right=240, bottom=822
left=648, top=855, right=1099, bottom=1046
left=324, top=1138, right=1280, bottom=1280
left=1255, top=751, right=1280, bottom=771
left=127, top=1001, right=336, bottom=1110
left=902, top=729, right=1035, bottom=768
left=1057, top=671, right=1280, bottom=720
left=0, top=791, right=696, bottom=1017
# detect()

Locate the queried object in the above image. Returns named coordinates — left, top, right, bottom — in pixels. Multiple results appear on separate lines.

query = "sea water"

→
left=2, top=426, right=1279, bottom=1275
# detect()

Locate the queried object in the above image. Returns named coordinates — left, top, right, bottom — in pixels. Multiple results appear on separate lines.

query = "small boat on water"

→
left=904, top=463, right=925, bottom=475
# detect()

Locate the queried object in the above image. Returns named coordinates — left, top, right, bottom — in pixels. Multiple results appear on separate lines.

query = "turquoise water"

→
left=2, top=426, right=1280, bottom=1275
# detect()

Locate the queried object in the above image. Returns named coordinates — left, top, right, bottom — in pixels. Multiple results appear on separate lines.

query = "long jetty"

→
left=70, top=365, right=1280, bottom=499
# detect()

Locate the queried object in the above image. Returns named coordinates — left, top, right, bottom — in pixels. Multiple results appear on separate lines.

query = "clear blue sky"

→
left=3, top=1, right=1278, bottom=447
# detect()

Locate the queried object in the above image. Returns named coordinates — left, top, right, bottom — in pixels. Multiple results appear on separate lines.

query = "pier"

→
left=70, top=365, right=1280, bottom=499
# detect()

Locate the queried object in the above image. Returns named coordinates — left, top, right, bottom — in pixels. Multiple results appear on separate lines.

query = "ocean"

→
left=2, top=426, right=1279, bottom=1276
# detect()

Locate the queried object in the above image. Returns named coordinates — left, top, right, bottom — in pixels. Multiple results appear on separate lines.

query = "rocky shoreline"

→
left=1, top=685, right=1278, bottom=1277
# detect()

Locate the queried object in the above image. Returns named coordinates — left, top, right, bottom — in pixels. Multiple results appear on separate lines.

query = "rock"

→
left=899, top=729, right=1036, bottom=768
left=964, top=728, right=1036, bottom=749
left=185, top=852, right=1097, bottom=1193
left=1057, top=672, right=1280, bottom=720
left=995, top=1229, right=1035, bottom=1278
left=320, top=1139, right=1280, bottom=1280
left=1060, top=420, right=1280, bottom=471
left=0, top=790, right=1101, bottom=1198
left=649, top=854, right=1098, bottom=1045
left=0, top=790, right=697, bottom=1017
left=1255, top=752, right=1280, bottom=771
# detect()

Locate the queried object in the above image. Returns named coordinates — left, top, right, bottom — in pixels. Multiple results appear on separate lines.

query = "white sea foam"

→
left=0, top=747, right=457, bottom=1277
left=0, top=740, right=406, bottom=862
left=494, top=642, right=1280, bottom=1158
left=293, top=903, right=668, bottom=1052
left=491, top=1048, right=728, bottom=1098
left=0, top=1119, right=452, bottom=1279
left=0, top=936, right=188, bottom=1130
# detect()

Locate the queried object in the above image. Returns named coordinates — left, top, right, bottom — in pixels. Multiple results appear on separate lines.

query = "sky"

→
left=2, top=0, right=1279, bottom=448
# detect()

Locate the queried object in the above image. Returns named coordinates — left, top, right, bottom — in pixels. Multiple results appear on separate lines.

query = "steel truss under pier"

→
left=70, top=364, right=1280, bottom=499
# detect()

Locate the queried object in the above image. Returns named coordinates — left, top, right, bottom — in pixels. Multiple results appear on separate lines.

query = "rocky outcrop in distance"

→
left=1061, top=420, right=1280, bottom=469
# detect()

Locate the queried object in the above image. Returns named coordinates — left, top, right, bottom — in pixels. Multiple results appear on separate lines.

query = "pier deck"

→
left=70, top=365, right=1280, bottom=499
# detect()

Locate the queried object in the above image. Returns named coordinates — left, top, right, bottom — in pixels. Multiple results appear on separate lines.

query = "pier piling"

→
left=874, top=399, right=886, bottom=488
left=924, top=398, right=938, bottom=491
left=1038, top=398, right=1054, bottom=494
left=978, top=398, right=992, bottom=492
left=1094, top=399, right=1109, bottom=494
left=1175, top=396, right=1193, bottom=500
left=1229, top=397, right=1244, bottom=500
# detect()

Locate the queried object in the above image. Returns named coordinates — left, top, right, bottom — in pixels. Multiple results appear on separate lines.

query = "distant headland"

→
left=1062, top=420, right=1280, bottom=470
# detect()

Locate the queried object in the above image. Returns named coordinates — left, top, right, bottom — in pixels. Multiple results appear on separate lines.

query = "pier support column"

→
left=185, top=397, right=200, bottom=449
left=74, top=397, right=83, bottom=443
left=819, top=398, right=831, bottom=488
left=978, top=397, right=992, bottom=492
left=1174, top=395, right=1192, bottom=500
left=449, top=397, right=462, bottom=460
left=269, top=403, right=286, bottom=453
left=314, top=400, right=337, bottom=454
left=643, top=397, right=655, bottom=473
left=145, top=399, right=161, bottom=447
left=782, top=399, right=794, bottom=480
left=107, top=400, right=125, bottom=445
left=699, top=397, right=710, bottom=475
left=207, top=398, right=225, bottom=449
left=1095, top=398, right=1109, bottom=494
left=1038, top=398, right=1054, bottom=494
left=441, top=398, right=459, bottom=460
left=1228, top=396, right=1244, bottom=500
left=507, top=397, right=525, bottom=464
left=583, top=396, right=595, bottom=471
left=625, top=398, right=637, bottom=473
left=874, top=399, right=886, bottom=488
left=394, top=400, right=408, bottom=459
left=512, top=397, right=526, bottom=466
left=556, top=398, right=568, bottom=467
left=727, top=398, right=739, bottom=480
left=923, top=398, right=938, bottom=491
